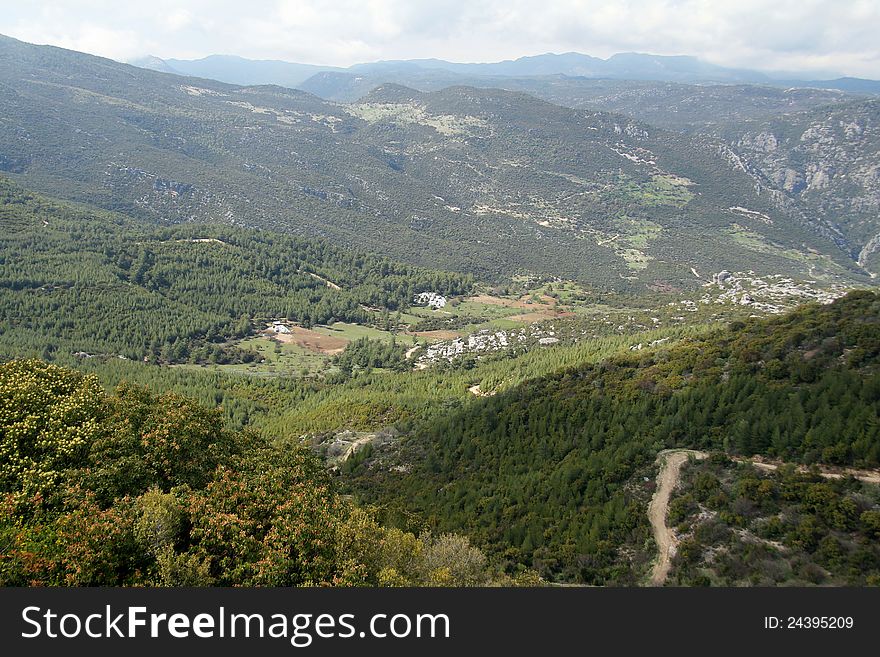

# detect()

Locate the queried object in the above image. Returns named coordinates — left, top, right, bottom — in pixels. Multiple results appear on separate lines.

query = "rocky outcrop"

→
left=715, top=100, right=880, bottom=274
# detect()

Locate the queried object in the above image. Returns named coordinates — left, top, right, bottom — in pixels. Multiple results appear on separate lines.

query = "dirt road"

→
left=734, top=457, right=880, bottom=485
left=647, top=449, right=707, bottom=586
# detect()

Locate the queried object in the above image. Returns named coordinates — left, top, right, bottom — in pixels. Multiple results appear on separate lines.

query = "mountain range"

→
left=1, top=33, right=876, bottom=292
left=133, top=50, right=880, bottom=92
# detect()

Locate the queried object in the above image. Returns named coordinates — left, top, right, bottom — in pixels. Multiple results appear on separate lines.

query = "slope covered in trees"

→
left=346, top=292, right=880, bottom=583
left=0, top=176, right=471, bottom=363
left=0, top=359, right=522, bottom=587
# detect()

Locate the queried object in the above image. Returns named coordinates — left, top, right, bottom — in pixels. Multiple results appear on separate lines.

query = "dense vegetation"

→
left=0, top=176, right=471, bottom=363
left=2, top=35, right=879, bottom=588
left=669, top=455, right=880, bottom=586
left=260, top=324, right=706, bottom=436
left=347, top=292, right=880, bottom=583
left=332, top=337, right=410, bottom=375
left=0, top=359, right=529, bottom=586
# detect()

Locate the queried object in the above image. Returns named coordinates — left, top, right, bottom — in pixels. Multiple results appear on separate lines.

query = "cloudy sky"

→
left=1, top=0, right=878, bottom=78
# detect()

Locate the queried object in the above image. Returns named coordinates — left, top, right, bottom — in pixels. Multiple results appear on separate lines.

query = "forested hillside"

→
left=0, top=359, right=522, bottom=586
left=0, top=176, right=471, bottom=362
left=668, top=455, right=880, bottom=586
left=346, top=292, right=880, bottom=583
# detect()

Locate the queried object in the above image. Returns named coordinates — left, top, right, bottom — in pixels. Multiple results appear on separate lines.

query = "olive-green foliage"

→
left=0, top=359, right=104, bottom=501
left=418, top=532, right=489, bottom=586
left=669, top=456, right=880, bottom=586
left=134, top=487, right=187, bottom=556
left=333, top=337, right=410, bottom=374
left=0, top=359, right=510, bottom=587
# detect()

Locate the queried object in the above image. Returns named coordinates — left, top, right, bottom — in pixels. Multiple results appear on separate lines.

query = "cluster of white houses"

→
left=414, top=292, right=447, bottom=309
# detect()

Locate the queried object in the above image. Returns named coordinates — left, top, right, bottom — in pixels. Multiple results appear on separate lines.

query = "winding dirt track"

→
left=647, top=449, right=707, bottom=586
left=735, top=458, right=880, bottom=485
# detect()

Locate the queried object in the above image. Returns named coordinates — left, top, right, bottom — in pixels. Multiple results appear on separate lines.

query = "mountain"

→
left=299, top=73, right=861, bottom=130
left=708, top=99, right=880, bottom=272
left=299, top=68, right=473, bottom=102
left=0, top=35, right=870, bottom=290
left=595, top=52, right=770, bottom=83
left=134, top=51, right=879, bottom=125
left=299, top=74, right=880, bottom=278
left=776, top=77, right=880, bottom=95
left=136, top=50, right=880, bottom=89
left=156, top=54, right=342, bottom=88
left=129, top=55, right=178, bottom=74
left=386, top=52, right=606, bottom=78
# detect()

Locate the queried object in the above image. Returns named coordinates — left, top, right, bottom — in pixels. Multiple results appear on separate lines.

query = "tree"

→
left=0, top=360, right=104, bottom=501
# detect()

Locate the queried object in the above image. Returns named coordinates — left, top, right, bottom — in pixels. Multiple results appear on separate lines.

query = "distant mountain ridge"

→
left=133, top=53, right=344, bottom=88
left=132, top=50, right=880, bottom=93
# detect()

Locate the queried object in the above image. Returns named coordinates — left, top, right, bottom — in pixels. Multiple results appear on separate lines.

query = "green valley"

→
left=1, top=33, right=878, bottom=590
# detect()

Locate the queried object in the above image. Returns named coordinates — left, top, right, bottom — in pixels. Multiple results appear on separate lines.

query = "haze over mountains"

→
left=133, top=50, right=880, bottom=95
left=134, top=54, right=342, bottom=89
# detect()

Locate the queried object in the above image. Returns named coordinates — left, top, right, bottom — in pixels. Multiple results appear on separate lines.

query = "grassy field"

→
left=615, top=215, right=664, bottom=249
left=173, top=322, right=407, bottom=379
left=173, top=335, right=330, bottom=377
left=643, top=174, right=695, bottom=206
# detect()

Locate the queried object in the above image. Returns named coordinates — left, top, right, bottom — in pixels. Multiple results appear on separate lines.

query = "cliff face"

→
left=714, top=100, right=880, bottom=273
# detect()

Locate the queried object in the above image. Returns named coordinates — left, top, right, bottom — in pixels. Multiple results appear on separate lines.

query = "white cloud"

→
left=0, top=0, right=877, bottom=77
left=162, top=9, right=194, bottom=32
left=6, top=23, right=151, bottom=62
